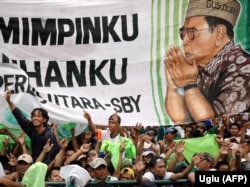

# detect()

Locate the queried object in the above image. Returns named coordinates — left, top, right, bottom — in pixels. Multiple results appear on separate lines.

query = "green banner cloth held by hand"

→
left=178, top=134, right=220, bottom=163
left=101, top=137, right=136, bottom=170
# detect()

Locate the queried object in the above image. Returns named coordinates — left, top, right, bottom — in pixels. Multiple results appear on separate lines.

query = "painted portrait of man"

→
left=164, top=0, right=250, bottom=124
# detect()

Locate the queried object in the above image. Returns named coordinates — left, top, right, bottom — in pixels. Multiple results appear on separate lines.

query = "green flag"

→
left=100, top=137, right=136, bottom=170
left=178, top=134, right=220, bottom=163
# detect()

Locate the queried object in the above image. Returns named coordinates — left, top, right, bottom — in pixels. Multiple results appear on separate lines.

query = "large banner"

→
left=0, top=0, right=249, bottom=137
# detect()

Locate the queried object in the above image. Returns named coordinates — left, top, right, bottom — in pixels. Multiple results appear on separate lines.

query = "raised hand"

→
left=83, top=110, right=91, bottom=121
left=175, top=140, right=185, bottom=154
left=80, top=143, right=91, bottom=153
left=42, top=138, right=54, bottom=154
left=7, top=153, right=17, bottom=166
left=3, top=136, right=10, bottom=147
left=18, top=131, right=26, bottom=145
left=5, top=88, right=11, bottom=102
left=60, top=138, right=69, bottom=149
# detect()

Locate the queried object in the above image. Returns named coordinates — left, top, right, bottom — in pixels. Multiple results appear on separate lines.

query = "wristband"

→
left=177, top=83, right=198, bottom=96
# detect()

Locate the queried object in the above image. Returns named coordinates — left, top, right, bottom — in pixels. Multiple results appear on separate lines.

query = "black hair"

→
left=191, top=129, right=202, bottom=138
left=205, top=16, right=234, bottom=40
left=108, top=114, right=121, bottom=124
left=148, top=155, right=165, bottom=168
left=31, top=108, right=49, bottom=125
left=215, top=160, right=230, bottom=170
left=229, top=122, right=240, bottom=130
left=46, top=166, right=61, bottom=180
left=69, top=160, right=82, bottom=167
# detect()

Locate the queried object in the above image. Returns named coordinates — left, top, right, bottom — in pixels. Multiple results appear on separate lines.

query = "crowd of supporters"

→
left=0, top=89, right=250, bottom=187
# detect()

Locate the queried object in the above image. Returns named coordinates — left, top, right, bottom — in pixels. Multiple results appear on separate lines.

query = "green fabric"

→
left=156, top=126, right=165, bottom=141
left=207, top=125, right=219, bottom=134
left=175, top=134, right=220, bottom=163
left=100, top=137, right=136, bottom=170
left=21, top=162, right=48, bottom=187
left=139, top=126, right=145, bottom=134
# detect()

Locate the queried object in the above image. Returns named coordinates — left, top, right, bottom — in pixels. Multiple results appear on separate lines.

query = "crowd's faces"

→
left=86, top=166, right=95, bottom=178
left=184, top=126, right=193, bottom=138
left=16, top=161, right=31, bottom=175
left=79, top=158, right=88, bottom=168
left=146, top=131, right=156, bottom=141
left=217, top=164, right=230, bottom=171
left=142, top=154, right=154, bottom=164
left=212, top=118, right=221, bottom=125
left=64, top=150, right=75, bottom=161
left=108, top=119, right=118, bottom=134
left=87, top=150, right=98, bottom=163
left=245, top=121, right=250, bottom=129
left=31, top=110, right=46, bottom=127
left=151, top=160, right=166, bottom=178
left=48, top=169, right=63, bottom=181
left=93, top=165, right=108, bottom=181
left=84, top=131, right=93, bottom=141
left=229, top=125, right=240, bottom=136
left=196, top=126, right=205, bottom=135
left=165, top=132, right=176, bottom=141
left=196, top=159, right=211, bottom=171
left=182, top=16, right=218, bottom=67
left=190, top=123, right=197, bottom=130
left=120, top=173, right=133, bottom=180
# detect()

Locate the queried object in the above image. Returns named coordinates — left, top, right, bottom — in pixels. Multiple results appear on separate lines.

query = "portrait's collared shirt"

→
left=197, top=41, right=250, bottom=116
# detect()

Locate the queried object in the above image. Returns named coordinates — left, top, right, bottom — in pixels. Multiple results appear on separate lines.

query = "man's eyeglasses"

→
left=179, top=27, right=209, bottom=40
left=87, top=152, right=97, bottom=157
left=146, top=130, right=155, bottom=136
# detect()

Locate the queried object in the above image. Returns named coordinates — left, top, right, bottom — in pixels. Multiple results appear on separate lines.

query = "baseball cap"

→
left=165, top=127, right=177, bottom=134
left=17, top=154, right=33, bottom=164
left=142, top=150, right=155, bottom=157
left=89, top=158, right=107, bottom=169
left=120, top=167, right=135, bottom=179
left=196, top=122, right=206, bottom=131
left=78, top=154, right=87, bottom=161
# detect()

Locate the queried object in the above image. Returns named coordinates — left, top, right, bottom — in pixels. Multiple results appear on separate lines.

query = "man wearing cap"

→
left=196, top=122, right=208, bottom=136
left=89, top=158, right=118, bottom=183
left=158, top=127, right=178, bottom=155
left=0, top=154, right=33, bottom=186
left=165, top=0, right=250, bottom=124
left=188, top=152, right=216, bottom=185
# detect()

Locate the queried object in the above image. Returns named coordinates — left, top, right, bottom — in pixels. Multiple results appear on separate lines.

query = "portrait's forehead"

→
left=184, top=16, right=207, bottom=27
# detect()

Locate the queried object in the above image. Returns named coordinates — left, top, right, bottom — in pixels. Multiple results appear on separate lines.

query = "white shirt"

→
left=143, top=171, right=174, bottom=187
left=100, top=128, right=121, bottom=142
